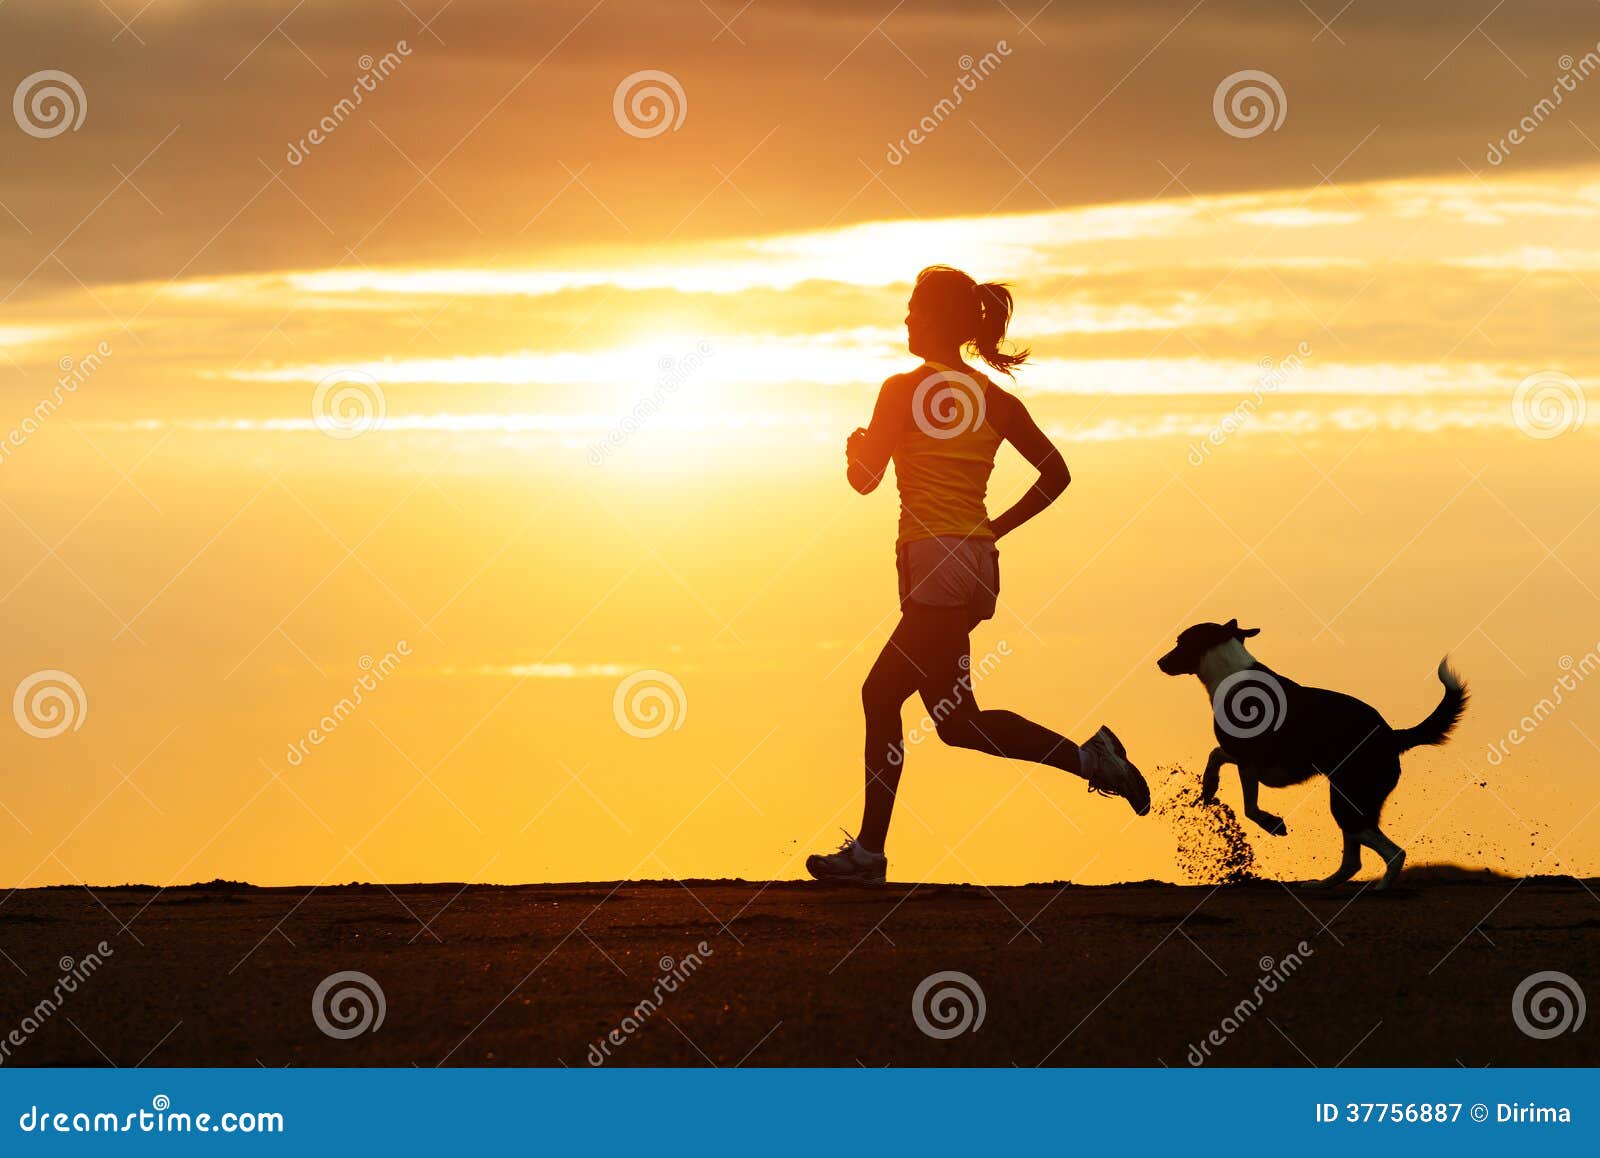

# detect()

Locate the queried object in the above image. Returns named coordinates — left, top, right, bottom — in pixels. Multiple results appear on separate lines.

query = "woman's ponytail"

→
left=911, top=265, right=1030, bottom=377
left=973, top=281, right=1028, bottom=376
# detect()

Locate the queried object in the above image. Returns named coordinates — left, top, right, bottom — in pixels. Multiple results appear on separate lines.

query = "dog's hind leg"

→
left=1302, top=834, right=1361, bottom=890
left=1357, top=827, right=1405, bottom=890
left=1328, top=753, right=1405, bottom=889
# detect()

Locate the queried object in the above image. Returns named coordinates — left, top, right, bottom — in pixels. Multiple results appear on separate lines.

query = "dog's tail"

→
left=1392, top=658, right=1468, bottom=753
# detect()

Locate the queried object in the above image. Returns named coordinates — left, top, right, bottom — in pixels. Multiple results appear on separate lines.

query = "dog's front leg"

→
left=1201, top=747, right=1232, bottom=803
left=1238, top=766, right=1288, bottom=836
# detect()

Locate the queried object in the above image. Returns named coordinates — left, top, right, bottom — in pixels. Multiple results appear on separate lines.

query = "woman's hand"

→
left=845, top=426, right=884, bottom=494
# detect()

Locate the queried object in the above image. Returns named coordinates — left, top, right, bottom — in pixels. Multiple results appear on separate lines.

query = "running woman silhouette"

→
left=807, top=266, right=1149, bottom=885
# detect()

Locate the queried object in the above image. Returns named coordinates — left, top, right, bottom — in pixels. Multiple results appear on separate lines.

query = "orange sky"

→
left=2, top=0, right=1598, bottom=890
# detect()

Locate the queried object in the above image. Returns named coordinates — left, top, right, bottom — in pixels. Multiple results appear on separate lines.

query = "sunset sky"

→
left=2, top=0, right=1598, bottom=890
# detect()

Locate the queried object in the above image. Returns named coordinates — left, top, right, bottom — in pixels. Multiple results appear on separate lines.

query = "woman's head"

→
left=905, top=265, right=1029, bottom=376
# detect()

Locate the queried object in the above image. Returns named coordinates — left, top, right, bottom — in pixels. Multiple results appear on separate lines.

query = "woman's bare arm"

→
left=845, top=375, right=909, bottom=494
left=987, top=388, right=1070, bottom=539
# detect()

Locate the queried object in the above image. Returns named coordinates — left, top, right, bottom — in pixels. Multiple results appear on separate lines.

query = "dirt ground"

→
left=0, top=870, right=1594, bottom=1067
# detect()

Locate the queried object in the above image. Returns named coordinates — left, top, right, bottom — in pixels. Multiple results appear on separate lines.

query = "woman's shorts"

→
left=896, top=535, right=1000, bottom=625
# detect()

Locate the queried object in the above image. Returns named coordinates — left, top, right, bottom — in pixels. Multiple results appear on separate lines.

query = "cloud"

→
left=3, top=0, right=1597, bottom=299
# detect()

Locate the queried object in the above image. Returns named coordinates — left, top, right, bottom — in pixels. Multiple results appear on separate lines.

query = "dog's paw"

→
left=1249, top=811, right=1288, bottom=836
left=1375, top=851, right=1406, bottom=892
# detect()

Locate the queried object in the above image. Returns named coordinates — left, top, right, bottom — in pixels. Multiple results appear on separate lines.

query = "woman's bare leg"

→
left=859, top=604, right=1092, bottom=854
left=856, top=615, right=922, bottom=853
left=912, top=605, right=1086, bottom=777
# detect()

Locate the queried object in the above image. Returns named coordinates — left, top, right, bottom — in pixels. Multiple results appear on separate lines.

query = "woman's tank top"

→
left=891, top=361, right=1003, bottom=547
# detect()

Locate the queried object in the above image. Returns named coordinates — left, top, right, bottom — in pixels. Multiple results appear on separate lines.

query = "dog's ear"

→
left=1237, top=625, right=1260, bottom=638
left=1224, top=618, right=1238, bottom=631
